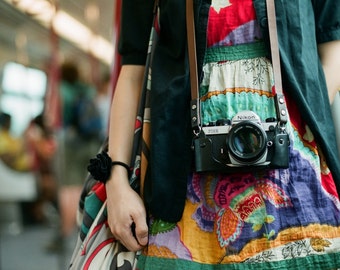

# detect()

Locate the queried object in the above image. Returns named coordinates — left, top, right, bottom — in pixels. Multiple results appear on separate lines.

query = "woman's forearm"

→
left=105, top=65, right=149, bottom=252
left=318, top=40, right=340, bottom=104
left=107, top=65, right=145, bottom=172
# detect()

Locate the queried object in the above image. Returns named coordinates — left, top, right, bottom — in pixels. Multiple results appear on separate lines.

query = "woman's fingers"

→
left=133, top=214, right=149, bottom=246
left=106, top=179, right=148, bottom=251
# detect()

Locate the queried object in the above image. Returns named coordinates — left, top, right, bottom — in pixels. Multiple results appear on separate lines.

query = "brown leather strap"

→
left=186, top=0, right=198, bottom=100
left=186, top=0, right=201, bottom=130
left=266, top=0, right=287, bottom=124
left=266, top=0, right=282, bottom=95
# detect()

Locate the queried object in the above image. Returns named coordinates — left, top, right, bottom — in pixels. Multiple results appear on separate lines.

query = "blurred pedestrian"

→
left=23, top=114, right=58, bottom=225
left=49, top=61, right=103, bottom=251
left=0, top=112, right=32, bottom=172
left=94, top=72, right=112, bottom=140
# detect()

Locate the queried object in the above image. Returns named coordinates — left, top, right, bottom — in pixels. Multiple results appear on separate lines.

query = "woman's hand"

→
left=105, top=166, right=148, bottom=251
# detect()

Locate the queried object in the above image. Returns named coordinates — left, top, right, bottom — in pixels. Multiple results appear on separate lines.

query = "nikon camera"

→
left=193, top=110, right=289, bottom=173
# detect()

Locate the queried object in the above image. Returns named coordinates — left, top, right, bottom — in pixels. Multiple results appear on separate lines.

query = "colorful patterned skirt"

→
left=136, top=43, right=340, bottom=269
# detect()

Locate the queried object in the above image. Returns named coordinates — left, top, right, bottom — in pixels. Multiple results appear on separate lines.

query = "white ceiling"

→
left=0, top=0, right=115, bottom=79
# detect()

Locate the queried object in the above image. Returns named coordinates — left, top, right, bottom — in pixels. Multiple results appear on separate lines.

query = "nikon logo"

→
left=236, top=115, right=256, bottom=120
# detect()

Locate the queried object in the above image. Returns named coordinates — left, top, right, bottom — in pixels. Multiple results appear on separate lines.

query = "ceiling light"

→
left=4, top=0, right=113, bottom=65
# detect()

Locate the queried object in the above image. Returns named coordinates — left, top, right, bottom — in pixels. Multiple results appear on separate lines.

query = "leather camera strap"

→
left=265, top=0, right=287, bottom=124
left=266, top=0, right=282, bottom=95
left=186, top=0, right=201, bottom=131
left=186, top=0, right=287, bottom=130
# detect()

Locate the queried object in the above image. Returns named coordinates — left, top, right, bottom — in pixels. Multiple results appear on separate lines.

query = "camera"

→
left=193, top=110, right=289, bottom=173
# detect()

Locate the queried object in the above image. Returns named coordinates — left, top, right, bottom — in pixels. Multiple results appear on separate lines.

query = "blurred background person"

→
left=59, top=61, right=103, bottom=187
left=95, top=72, right=112, bottom=140
left=22, top=114, right=58, bottom=226
left=0, top=112, right=36, bottom=236
left=48, top=61, right=104, bottom=252
left=0, top=112, right=33, bottom=172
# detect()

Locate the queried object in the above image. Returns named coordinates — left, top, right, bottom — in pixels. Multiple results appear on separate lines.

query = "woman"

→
left=106, top=0, right=340, bottom=269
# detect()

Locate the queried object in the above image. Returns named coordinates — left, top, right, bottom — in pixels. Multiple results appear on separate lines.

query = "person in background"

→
left=0, top=112, right=32, bottom=172
left=94, top=72, right=112, bottom=140
left=59, top=61, right=102, bottom=187
left=101, top=1, right=340, bottom=269
left=23, top=114, right=58, bottom=225
left=53, top=61, right=103, bottom=250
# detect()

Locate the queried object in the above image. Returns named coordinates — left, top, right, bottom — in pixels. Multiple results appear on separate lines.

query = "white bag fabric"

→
left=69, top=201, right=138, bottom=270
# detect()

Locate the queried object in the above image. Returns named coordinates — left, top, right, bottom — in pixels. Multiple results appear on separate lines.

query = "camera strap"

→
left=265, top=0, right=288, bottom=126
left=186, top=0, right=201, bottom=133
left=186, top=0, right=288, bottom=133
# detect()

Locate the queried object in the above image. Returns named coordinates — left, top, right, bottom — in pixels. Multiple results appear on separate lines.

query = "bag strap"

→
left=129, top=0, right=159, bottom=191
left=186, top=0, right=288, bottom=131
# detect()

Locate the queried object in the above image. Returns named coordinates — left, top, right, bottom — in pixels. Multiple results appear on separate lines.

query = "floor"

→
left=0, top=224, right=77, bottom=270
left=0, top=201, right=78, bottom=270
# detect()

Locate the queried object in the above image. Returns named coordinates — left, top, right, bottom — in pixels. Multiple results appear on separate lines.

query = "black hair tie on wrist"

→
left=87, top=151, right=131, bottom=184
left=111, top=161, right=131, bottom=174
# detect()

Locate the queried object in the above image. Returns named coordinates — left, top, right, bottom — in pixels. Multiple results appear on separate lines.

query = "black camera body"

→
left=193, top=111, right=289, bottom=173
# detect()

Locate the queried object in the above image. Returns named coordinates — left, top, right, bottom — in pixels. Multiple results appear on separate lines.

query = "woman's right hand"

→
left=105, top=165, right=148, bottom=252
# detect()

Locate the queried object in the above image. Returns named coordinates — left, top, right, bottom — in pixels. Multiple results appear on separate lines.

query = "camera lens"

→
left=227, top=121, right=267, bottom=163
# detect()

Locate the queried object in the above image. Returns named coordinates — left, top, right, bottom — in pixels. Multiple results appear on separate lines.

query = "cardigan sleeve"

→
left=118, top=0, right=155, bottom=65
left=312, top=0, right=340, bottom=43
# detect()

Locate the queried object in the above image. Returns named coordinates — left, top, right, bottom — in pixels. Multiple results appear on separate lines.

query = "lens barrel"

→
left=227, top=121, right=267, bottom=163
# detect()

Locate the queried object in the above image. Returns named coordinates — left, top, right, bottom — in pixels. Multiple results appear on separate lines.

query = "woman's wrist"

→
left=111, top=161, right=130, bottom=175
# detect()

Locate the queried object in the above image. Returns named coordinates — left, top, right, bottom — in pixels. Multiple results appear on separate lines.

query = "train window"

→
left=1, top=61, right=47, bottom=136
